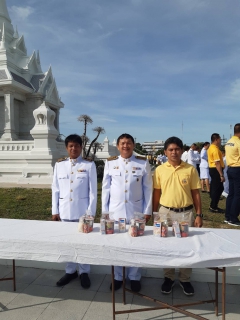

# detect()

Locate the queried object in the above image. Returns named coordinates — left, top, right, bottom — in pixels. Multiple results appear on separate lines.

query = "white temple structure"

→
left=0, top=0, right=119, bottom=184
left=0, top=0, right=66, bottom=184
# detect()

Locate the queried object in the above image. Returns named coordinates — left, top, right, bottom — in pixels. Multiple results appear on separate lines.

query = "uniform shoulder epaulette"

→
left=57, top=157, right=68, bottom=162
left=107, top=156, right=118, bottom=161
left=135, top=156, right=147, bottom=161
left=84, top=157, right=93, bottom=162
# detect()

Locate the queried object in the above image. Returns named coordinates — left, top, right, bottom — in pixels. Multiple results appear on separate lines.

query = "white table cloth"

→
left=1, top=218, right=240, bottom=268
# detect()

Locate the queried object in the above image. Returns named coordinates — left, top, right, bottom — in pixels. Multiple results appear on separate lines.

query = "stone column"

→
left=30, top=101, right=59, bottom=155
left=1, top=92, right=18, bottom=140
left=103, top=136, right=109, bottom=152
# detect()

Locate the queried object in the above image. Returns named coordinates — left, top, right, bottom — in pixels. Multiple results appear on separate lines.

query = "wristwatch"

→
left=196, top=214, right=203, bottom=218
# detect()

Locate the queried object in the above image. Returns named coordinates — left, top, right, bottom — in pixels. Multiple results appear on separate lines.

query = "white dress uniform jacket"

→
left=187, top=149, right=200, bottom=168
left=199, top=148, right=209, bottom=168
left=52, top=156, right=97, bottom=220
left=181, top=151, right=188, bottom=162
left=102, top=155, right=152, bottom=221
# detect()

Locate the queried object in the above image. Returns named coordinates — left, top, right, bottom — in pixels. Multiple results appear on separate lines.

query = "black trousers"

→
left=209, top=168, right=224, bottom=209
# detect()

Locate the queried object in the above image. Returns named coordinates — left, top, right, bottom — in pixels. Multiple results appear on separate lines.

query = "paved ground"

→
left=0, top=266, right=239, bottom=319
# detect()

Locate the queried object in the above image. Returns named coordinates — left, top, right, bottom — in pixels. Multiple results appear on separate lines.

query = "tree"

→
left=86, top=127, right=105, bottom=158
left=77, top=115, right=105, bottom=158
left=77, top=115, right=93, bottom=157
left=134, top=142, right=148, bottom=155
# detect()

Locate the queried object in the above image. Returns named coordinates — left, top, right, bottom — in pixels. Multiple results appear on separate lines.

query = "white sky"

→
left=7, top=0, right=240, bottom=145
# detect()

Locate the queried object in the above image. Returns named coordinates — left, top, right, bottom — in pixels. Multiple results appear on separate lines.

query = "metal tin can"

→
left=161, top=222, right=168, bottom=237
left=153, top=222, right=161, bottom=236
left=136, top=220, right=145, bottom=236
left=106, top=220, right=114, bottom=234
left=119, top=218, right=126, bottom=233
left=180, top=223, right=189, bottom=237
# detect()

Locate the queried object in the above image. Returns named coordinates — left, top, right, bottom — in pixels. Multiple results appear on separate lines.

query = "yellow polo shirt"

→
left=225, top=136, right=240, bottom=167
left=207, top=144, right=224, bottom=168
left=153, top=161, right=201, bottom=208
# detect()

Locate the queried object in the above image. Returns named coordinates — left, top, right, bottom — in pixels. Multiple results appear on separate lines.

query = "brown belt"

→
left=161, top=204, right=193, bottom=213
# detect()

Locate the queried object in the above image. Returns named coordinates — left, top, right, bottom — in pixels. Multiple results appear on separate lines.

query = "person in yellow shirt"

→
left=207, top=133, right=225, bottom=213
left=225, top=124, right=240, bottom=226
left=153, top=136, right=202, bottom=296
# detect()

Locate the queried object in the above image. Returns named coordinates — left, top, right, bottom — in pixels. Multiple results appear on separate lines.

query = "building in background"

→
left=142, top=140, right=165, bottom=153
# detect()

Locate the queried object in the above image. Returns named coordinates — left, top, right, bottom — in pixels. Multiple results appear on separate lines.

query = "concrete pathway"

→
left=0, top=265, right=239, bottom=319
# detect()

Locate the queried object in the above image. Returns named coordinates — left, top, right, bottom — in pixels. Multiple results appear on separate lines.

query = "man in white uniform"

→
left=102, top=133, right=152, bottom=292
left=181, top=146, right=190, bottom=162
left=161, top=154, right=167, bottom=163
left=52, top=134, right=97, bottom=288
left=187, top=143, right=200, bottom=168
left=200, top=142, right=210, bottom=193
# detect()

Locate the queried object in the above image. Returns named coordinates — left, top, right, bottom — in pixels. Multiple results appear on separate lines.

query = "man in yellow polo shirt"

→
left=207, top=133, right=225, bottom=213
left=225, top=124, right=240, bottom=226
left=153, top=136, right=202, bottom=296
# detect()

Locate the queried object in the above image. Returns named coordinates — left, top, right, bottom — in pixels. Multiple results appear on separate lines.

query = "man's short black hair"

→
left=117, top=133, right=135, bottom=145
left=183, top=145, right=190, bottom=151
left=164, top=136, right=183, bottom=150
left=65, top=134, right=82, bottom=147
left=203, top=142, right=210, bottom=147
left=211, top=133, right=220, bottom=143
left=234, top=123, right=240, bottom=134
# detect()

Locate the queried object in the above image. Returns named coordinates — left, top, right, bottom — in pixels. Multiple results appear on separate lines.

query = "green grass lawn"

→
left=0, top=184, right=237, bottom=229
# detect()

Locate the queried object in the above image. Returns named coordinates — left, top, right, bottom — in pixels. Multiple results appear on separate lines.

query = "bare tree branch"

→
left=77, top=115, right=93, bottom=157
left=77, top=115, right=105, bottom=158
left=86, top=127, right=105, bottom=157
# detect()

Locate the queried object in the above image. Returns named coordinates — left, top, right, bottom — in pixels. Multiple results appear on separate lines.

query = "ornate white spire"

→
left=37, top=50, right=41, bottom=64
left=13, top=25, right=19, bottom=38
left=0, top=0, right=14, bottom=38
left=0, top=22, right=6, bottom=49
left=0, top=0, right=11, bottom=21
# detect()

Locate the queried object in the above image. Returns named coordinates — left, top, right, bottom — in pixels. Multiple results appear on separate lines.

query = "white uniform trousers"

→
left=114, top=266, right=141, bottom=281
left=62, top=219, right=90, bottom=275
left=114, top=218, right=141, bottom=281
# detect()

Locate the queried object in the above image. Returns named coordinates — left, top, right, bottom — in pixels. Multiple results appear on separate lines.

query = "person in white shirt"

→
left=199, top=142, right=210, bottom=193
left=52, top=134, right=97, bottom=289
left=102, top=133, right=152, bottom=293
left=222, top=150, right=229, bottom=198
left=194, top=146, right=201, bottom=176
left=161, top=154, right=167, bottom=163
left=181, top=146, right=190, bottom=162
left=187, top=144, right=199, bottom=168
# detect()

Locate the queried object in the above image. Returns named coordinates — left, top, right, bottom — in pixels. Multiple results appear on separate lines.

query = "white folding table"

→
left=1, top=218, right=240, bottom=319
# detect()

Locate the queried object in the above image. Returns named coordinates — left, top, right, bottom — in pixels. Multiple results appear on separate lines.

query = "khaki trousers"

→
left=159, top=206, right=194, bottom=282
left=164, top=268, right=191, bottom=282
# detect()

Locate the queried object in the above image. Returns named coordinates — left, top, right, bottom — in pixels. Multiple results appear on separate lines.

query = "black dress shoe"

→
left=110, top=279, right=123, bottom=291
left=80, top=273, right=91, bottom=289
left=130, top=280, right=141, bottom=292
left=56, top=271, right=78, bottom=286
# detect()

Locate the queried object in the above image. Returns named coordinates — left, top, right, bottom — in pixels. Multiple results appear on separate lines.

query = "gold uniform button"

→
left=126, top=170, right=128, bottom=173
left=125, top=200, right=128, bottom=203
left=71, top=181, right=73, bottom=183
left=71, top=172, right=74, bottom=174
left=70, top=189, right=73, bottom=192
left=125, top=190, right=127, bottom=193
left=70, top=199, right=72, bottom=201
left=125, top=180, right=128, bottom=183
left=126, top=162, right=128, bottom=164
